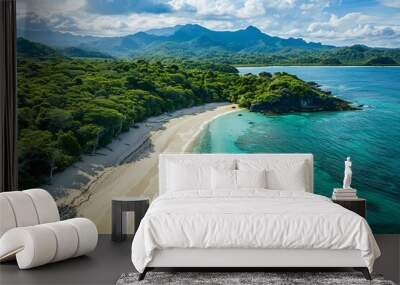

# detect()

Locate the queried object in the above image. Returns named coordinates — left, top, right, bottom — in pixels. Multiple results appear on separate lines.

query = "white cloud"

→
left=380, top=0, right=400, bottom=8
left=308, top=13, right=373, bottom=31
left=61, top=13, right=189, bottom=36
left=237, top=0, right=266, bottom=18
left=169, top=0, right=298, bottom=16
left=169, top=0, right=237, bottom=16
left=265, top=0, right=297, bottom=9
left=300, top=0, right=330, bottom=12
left=307, top=12, right=400, bottom=47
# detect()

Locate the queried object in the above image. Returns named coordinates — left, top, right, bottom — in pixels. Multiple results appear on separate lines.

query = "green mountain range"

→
left=17, top=38, right=112, bottom=59
left=18, top=24, right=330, bottom=57
left=17, top=24, right=400, bottom=65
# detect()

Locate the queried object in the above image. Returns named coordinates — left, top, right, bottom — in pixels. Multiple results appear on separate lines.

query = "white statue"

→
left=342, top=157, right=352, bottom=189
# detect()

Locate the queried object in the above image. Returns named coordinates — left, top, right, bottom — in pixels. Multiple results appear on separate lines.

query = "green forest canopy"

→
left=17, top=45, right=351, bottom=188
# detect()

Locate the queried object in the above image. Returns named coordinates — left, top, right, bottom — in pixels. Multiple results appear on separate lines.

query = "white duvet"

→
left=131, top=190, right=380, bottom=273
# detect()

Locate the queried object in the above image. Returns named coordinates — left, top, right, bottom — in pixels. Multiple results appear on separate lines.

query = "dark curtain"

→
left=0, top=0, right=18, bottom=192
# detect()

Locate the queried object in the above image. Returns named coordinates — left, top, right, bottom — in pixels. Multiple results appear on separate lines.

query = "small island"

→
left=234, top=72, right=355, bottom=114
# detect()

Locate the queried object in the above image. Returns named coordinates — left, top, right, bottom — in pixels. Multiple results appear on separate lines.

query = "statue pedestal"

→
left=332, top=188, right=358, bottom=200
left=334, top=188, right=357, bottom=192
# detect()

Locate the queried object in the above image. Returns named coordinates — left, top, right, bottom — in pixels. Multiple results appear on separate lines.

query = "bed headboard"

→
left=159, top=153, right=314, bottom=195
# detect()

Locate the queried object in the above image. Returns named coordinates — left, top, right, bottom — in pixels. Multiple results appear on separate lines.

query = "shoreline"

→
left=234, top=65, right=400, bottom=68
left=183, top=108, right=240, bottom=152
left=47, top=102, right=237, bottom=233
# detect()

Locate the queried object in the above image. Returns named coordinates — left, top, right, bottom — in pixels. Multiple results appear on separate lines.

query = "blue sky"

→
left=17, top=0, right=400, bottom=47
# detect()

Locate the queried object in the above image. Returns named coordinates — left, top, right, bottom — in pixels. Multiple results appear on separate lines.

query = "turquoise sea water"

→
left=193, top=66, right=400, bottom=233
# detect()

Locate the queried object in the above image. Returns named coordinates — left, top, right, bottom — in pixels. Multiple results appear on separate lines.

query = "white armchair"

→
left=0, top=189, right=98, bottom=269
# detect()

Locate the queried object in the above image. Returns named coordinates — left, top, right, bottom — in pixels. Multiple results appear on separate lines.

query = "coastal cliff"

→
left=235, top=72, right=355, bottom=114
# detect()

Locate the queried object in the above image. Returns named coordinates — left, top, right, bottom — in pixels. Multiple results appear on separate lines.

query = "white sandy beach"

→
left=47, top=103, right=237, bottom=233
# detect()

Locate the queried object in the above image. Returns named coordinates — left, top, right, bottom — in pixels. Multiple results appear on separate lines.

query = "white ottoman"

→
left=0, top=189, right=98, bottom=269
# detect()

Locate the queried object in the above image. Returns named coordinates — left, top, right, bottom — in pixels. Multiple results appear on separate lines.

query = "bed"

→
left=131, top=154, right=380, bottom=280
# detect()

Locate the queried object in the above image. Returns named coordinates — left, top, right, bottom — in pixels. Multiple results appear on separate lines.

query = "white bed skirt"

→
left=148, top=248, right=366, bottom=268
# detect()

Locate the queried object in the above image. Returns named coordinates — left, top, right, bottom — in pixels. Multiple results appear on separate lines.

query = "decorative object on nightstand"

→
left=342, top=156, right=353, bottom=189
left=332, top=188, right=358, bottom=199
left=112, top=197, right=149, bottom=242
left=332, top=157, right=358, bottom=199
left=332, top=198, right=366, bottom=218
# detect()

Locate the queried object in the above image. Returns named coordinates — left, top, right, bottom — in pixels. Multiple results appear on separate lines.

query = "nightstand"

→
left=112, top=197, right=149, bottom=242
left=332, top=198, right=366, bottom=218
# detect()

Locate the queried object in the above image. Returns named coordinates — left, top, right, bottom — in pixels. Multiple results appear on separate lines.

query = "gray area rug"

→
left=116, top=272, right=396, bottom=285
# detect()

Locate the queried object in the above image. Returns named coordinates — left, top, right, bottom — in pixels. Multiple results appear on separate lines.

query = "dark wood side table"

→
left=112, top=197, right=149, bottom=242
left=332, top=198, right=366, bottom=218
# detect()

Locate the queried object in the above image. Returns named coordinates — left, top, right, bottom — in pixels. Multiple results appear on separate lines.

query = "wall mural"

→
left=16, top=0, right=400, bottom=234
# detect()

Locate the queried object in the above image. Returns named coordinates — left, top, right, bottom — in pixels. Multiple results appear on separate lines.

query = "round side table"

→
left=111, top=197, right=149, bottom=242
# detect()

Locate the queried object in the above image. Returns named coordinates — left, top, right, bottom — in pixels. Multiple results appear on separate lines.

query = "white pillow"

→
left=211, top=169, right=267, bottom=191
left=236, top=169, right=267, bottom=189
left=167, top=162, right=210, bottom=191
left=211, top=168, right=236, bottom=190
left=238, top=159, right=307, bottom=191
left=167, top=159, right=236, bottom=192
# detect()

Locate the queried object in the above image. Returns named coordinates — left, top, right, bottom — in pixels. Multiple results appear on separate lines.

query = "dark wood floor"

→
left=1, top=235, right=399, bottom=285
